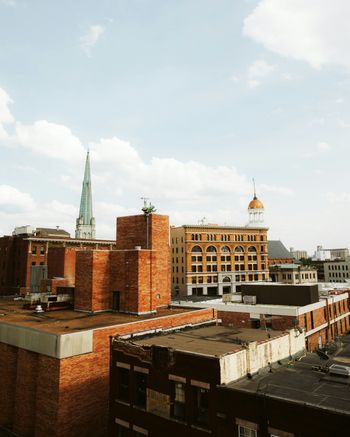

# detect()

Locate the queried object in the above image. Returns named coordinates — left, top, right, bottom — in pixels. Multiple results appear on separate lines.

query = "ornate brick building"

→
left=171, top=193, right=269, bottom=297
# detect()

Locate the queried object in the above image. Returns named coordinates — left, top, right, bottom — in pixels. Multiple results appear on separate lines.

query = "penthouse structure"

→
left=171, top=192, right=269, bottom=297
left=269, top=263, right=318, bottom=284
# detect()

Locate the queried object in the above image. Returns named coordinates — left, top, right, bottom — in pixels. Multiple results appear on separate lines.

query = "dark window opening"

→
left=194, top=387, right=209, bottom=426
left=171, top=381, right=186, bottom=420
left=135, top=372, right=147, bottom=408
left=116, top=367, right=129, bottom=402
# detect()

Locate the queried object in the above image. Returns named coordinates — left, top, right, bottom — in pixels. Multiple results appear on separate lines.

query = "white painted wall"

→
left=219, top=329, right=305, bottom=384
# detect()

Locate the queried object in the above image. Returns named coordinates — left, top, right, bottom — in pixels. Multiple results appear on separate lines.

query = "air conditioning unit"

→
left=243, top=295, right=257, bottom=305
left=222, top=294, right=233, bottom=304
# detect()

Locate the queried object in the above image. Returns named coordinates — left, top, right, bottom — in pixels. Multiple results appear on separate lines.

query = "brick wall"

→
left=13, top=349, right=38, bottom=436
left=74, top=251, right=93, bottom=311
left=48, top=247, right=77, bottom=286
left=0, top=307, right=216, bottom=437
left=0, top=343, right=17, bottom=428
left=218, top=311, right=252, bottom=328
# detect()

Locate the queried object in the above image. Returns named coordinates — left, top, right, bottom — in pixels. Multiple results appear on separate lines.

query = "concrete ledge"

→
left=0, top=322, right=93, bottom=359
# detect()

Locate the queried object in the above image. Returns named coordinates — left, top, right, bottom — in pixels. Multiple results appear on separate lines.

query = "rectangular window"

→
left=40, top=246, right=45, bottom=255
left=117, top=367, right=130, bottom=402
left=238, top=426, right=257, bottom=437
left=171, top=381, right=186, bottom=420
left=194, top=387, right=209, bottom=426
left=135, top=372, right=147, bottom=408
left=116, top=425, right=129, bottom=437
left=32, top=246, right=37, bottom=255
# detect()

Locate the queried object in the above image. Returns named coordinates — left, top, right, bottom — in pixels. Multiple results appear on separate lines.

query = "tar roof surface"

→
left=224, top=334, right=350, bottom=414
left=0, top=298, right=193, bottom=334
left=133, top=325, right=283, bottom=357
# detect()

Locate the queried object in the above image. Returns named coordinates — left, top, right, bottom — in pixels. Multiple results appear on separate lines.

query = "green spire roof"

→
left=79, top=151, right=93, bottom=224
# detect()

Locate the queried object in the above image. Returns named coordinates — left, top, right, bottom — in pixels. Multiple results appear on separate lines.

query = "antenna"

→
left=253, top=178, right=257, bottom=199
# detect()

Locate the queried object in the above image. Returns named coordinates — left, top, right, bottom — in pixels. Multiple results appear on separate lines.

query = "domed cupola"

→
left=247, top=179, right=265, bottom=227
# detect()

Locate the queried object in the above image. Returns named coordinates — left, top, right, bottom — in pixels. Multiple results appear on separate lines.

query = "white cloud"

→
left=247, top=59, right=275, bottom=88
left=260, top=184, right=294, bottom=196
left=326, top=192, right=350, bottom=203
left=338, top=119, right=350, bottom=128
left=317, top=141, right=331, bottom=152
left=0, top=88, right=14, bottom=125
left=0, top=185, right=35, bottom=213
left=80, top=24, right=105, bottom=57
left=0, top=0, right=16, bottom=6
left=303, top=142, right=332, bottom=158
left=89, top=137, right=251, bottom=203
left=244, top=0, right=350, bottom=69
left=15, top=120, right=85, bottom=161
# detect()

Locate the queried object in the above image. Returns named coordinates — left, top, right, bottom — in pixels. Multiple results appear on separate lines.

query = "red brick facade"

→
left=75, top=214, right=171, bottom=314
left=0, top=308, right=216, bottom=437
left=218, top=297, right=350, bottom=351
left=0, top=234, right=115, bottom=296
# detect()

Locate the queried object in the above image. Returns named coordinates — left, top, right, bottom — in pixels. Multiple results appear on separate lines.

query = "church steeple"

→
left=75, top=151, right=96, bottom=239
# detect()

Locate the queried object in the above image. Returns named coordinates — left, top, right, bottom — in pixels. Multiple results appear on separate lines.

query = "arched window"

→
left=235, top=246, right=244, bottom=252
left=206, top=246, right=217, bottom=252
left=191, top=246, right=202, bottom=252
left=221, top=246, right=230, bottom=252
left=223, top=276, right=231, bottom=283
left=248, top=246, right=257, bottom=253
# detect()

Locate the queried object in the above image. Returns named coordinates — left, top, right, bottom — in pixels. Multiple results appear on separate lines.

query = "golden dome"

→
left=248, top=196, right=264, bottom=210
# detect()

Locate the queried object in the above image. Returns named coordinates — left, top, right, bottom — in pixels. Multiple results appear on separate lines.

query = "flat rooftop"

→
left=224, top=334, right=350, bottom=414
left=133, top=325, right=283, bottom=357
left=0, top=298, right=195, bottom=334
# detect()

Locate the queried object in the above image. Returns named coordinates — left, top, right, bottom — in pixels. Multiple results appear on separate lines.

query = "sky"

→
left=0, top=0, right=350, bottom=254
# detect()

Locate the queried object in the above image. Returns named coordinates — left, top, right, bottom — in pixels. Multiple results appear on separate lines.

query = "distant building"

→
left=269, top=263, right=318, bottom=284
left=75, top=151, right=96, bottom=239
left=324, top=260, right=350, bottom=283
left=329, top=247, right=349, bottom=260
left=0, top=228, right=114, bottom=295
left=268, top=240, right=293, bottom=265
left=171, top=192, right=269, bottom=298
left=290, top=247, right=308, bottom=260
left=313, top=245, right=331, bottom=261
